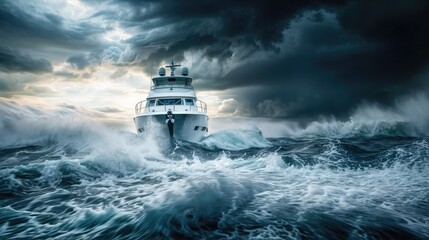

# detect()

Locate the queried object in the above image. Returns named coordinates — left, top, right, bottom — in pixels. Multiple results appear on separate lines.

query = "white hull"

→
left=134, top=113, right=208, bottom=143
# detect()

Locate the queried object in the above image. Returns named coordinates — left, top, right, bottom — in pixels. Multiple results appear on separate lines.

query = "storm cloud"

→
left=0, top=0, right=428, bottom=119
left=0, top=1, right=109, bottom=50
left=0, top=46, right=53, bottom=74
left=103, top=0, right=429, bottom=118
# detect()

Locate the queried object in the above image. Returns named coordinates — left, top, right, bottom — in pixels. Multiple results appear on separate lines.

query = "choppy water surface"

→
left=0, top=104, right=428, bottom=239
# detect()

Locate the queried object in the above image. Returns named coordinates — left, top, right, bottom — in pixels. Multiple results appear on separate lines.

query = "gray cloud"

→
left=67, top=54, right=90, bottom=70
left=0, top=46, right=53, bottom=74
left=97, top=0, right=428, bottom=119
left=96, top=106, right=124, bottom=113
left=118, top=0, right=345, bottom=48
left=198, top=8, right=429, bottom=118
left=1, top=0, right=428, bottom=120
left=0, top=76, right=17, bottom=92
left=24, top=85, right=59, bottom=96
left=110, top=69, right=128, bottom=79
left=0, top=1, right=109, bottom=50
left=85, top=0, right=346, bottom=75
left=0, top=73, right=48, bottom=97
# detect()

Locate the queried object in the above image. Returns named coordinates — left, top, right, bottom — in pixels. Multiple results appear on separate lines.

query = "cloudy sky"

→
left=1, top=0, right=428, bottom=129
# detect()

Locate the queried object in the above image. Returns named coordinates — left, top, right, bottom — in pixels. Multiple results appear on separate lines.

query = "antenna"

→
left=149, top=62, right=153, bottom=90
left=165, top=60, right=181, bottom=76
left=192, top=53, right=197, bottom=93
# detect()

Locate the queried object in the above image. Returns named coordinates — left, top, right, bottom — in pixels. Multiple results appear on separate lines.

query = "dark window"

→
left=157, top=99, right=182, bottom=105
left=185, top=99, right=195, bottom=106
left=147, top=100, right=155, bottom=107
left=168, top=78, right=176, bottom=81
left=194, top=126, right=199, bottom=131
left=201, top=127, right=207, bottom=131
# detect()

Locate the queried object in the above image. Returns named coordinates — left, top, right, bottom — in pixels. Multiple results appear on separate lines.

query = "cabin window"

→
left=185, top=99, right=195, bottom=106
left=201, top=127, right=207, bottom=131
left=157, top=99, right=182, bottom=105
left=168, top=78, right=176, bottom=81
left=194, top=126, right=199, bottom=131
left=147, top=100, right=156, bottom=107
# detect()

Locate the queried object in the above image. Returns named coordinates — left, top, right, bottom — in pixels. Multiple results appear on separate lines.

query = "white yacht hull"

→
left=134, top=113, right=208, bottom=143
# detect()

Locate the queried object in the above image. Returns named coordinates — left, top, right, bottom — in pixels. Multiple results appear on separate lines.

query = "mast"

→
left=165, top=61, right=181, bottom=76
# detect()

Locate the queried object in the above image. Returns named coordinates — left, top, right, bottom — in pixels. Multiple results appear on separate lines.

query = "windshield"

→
left=156, top=99, right=182, bottom=105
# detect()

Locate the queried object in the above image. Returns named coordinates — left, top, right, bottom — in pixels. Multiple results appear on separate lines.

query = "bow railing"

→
left=135, top=100, right=207, bottom=114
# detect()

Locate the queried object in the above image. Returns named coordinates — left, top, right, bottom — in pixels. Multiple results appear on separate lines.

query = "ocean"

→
left=0, top=102, right=428, bottom=239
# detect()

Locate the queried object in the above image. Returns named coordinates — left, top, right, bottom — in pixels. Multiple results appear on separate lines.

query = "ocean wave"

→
left=1, top=96, right=428, bottom=239
left=0, top=136, right=428, bottom=239
left=274, top=93, right=429, bottom=138
left=208, top=93, right=429, bottom=139
left=200, top=127, right=270, bottom=151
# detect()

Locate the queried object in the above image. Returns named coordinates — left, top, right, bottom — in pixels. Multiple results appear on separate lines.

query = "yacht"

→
left=134, top=61, right=208, bottom=142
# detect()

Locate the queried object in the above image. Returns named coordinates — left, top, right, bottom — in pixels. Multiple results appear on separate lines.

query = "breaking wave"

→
left=0, top=98, right=428, bottom=239
left=200, top=127, right=270, bottom=151
left=259, top=93, right=429, bottom=138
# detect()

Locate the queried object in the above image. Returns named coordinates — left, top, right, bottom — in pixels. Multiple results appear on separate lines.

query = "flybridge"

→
left=152, top=61, right=193, bottom=87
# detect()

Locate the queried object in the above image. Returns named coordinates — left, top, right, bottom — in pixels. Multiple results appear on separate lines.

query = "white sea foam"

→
left=200, top=127, right=270, bottom=150
left=210, top=93, right=429, bottom=138
left=0, top=98, right=428, bottom=239
left=1, top=136, right=428, bottom=239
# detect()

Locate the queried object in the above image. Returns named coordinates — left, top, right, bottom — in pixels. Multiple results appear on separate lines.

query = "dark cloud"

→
left=119, top=0, right=345, bottom=48
left=0, top=76, right=16, bottom=92
left=100, top=0, right=346, bottom=72
left=338, top=0, right=429, bottom=77
left=81, top=0, right=429, bottom=118
left=0, top=46, right=53, bottom=73
left=194, top=4, right=429, bottom=118
left=67, top=54, right=90, bottom=70
left=0, top=73, right=48, bottom=97
left=1, top=0, right=428, bottom=120
left=0, top=0, right=109, bottom=50
left=128, top=34, right=224, bottom=72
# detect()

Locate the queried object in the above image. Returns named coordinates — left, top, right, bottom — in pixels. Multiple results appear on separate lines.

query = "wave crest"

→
left=277, top=93, right=429, bottom=138
left=200, top=128, right=270, bottom=151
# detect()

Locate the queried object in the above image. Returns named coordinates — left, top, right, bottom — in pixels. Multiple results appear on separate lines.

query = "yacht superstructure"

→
left=134, top=62, right=208, bottom=142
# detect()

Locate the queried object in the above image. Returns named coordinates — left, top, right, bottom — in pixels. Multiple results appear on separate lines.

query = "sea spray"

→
left=0, top=101, right=428, bottom=239
left=200, top=127, right=269, bottom=151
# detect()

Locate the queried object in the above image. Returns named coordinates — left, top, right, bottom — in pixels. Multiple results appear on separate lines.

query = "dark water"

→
left=0, top=109, right=429, bottom=239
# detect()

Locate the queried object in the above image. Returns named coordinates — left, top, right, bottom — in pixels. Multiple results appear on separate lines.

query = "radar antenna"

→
left=165, top=60, right=181, bottom=76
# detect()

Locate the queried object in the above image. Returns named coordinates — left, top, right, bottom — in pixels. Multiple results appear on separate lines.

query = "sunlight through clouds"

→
left=1, top=0, right=428, bottom=131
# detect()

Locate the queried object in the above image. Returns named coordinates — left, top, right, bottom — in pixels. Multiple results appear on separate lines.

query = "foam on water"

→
left=225, top=93, right=429, bottom=139
left=0, top=100, right=428, bottom=239
left=200, top=127, right=270, bottom=151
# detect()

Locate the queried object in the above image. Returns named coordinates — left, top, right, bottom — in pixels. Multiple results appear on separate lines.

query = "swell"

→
left=0, top=100, right=429, bottom=239
left=0, top=137, right=428, bottom=239
left=199, top=127, right=270, bottom=151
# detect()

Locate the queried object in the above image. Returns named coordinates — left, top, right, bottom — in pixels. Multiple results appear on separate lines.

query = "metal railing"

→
left=151, top=85, right=194, bottom=90
left=135, top=99, right=207, bottom=114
